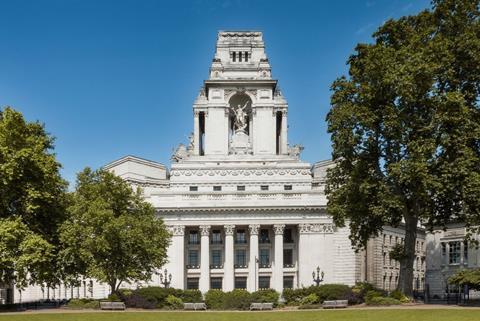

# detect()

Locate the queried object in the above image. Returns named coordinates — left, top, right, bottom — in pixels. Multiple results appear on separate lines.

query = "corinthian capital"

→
left=249, top=224, right=260, bottom=235
left=273, top=224, right=286, bottom=235
left=199, top=225, right=211, bottom=236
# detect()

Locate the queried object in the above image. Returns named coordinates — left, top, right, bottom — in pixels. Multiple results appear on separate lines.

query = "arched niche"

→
left=228, top=93, right=252, bottom=137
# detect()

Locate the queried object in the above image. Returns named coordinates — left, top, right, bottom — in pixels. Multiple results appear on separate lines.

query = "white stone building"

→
left=4, top=30, right=429, bottom=303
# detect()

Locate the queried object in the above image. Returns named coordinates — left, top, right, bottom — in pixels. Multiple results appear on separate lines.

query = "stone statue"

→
left=233, top=101, right=249, bottom=132
left=171, top=144, right=188, bottom=162
left=288, top=144, right=304, bottom=159
left=187, top=132, right=194, bottom=152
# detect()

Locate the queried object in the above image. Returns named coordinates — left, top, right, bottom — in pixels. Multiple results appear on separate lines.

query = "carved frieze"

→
left=298, top=223, right=335, bottom=234
left=171, top=168, right=311, bottom=177
left=167, top=225, right=185, bottom=236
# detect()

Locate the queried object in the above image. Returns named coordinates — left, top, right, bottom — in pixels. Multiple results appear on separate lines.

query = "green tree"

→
left=325, top=0, right=480, bottom=296
left=0, top=106, right=68, bottom=289
left=59, top=168, right=171, bottom=295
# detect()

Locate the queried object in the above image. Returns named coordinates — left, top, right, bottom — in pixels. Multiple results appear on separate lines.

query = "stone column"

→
left=167, top=225, right=185, bottom=289
left=224, top=225, right=235, bottom=291
left=248, top=224, right=260, bottom=292
left=297, top=224, right=311, bottom=287
left=273, top=224, right=285, bottom=293
left=193, top=111, right=200, bottom=155
left=199, top=225, right=211, bottom=292
left=280, top=111, right=288, bottom=154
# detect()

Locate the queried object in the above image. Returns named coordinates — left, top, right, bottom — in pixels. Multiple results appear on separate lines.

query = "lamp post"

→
left=159, top=269, right=172, bottom=288
left=312, top=266, right=324, bottom=286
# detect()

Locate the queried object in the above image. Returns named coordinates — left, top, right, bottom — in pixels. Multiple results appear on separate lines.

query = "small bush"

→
left=165, top=295, right=183, bottom=310
left=300, top=293, right=319, bottom=306
left=349, top=282, right=376, bottom=304
left=224, top=289, right=252, bottom=310
left=107, top=293, right=120, bottom=301
left=66, top=298, right=100, bottom=309
left=205, top=289, right=225, bottom=310
left=298, top=303, right=322, bottom=309
left=180, top=289, right=202, bottom=303
left=366, top=296, right=401, bottom=306
left=389, top=290, right=410, bottom=303
left=315, top=284, right=351, bottom=302
left=251, top=289, right=280, bottom=306
left=364, top=290, right=382, bottom=302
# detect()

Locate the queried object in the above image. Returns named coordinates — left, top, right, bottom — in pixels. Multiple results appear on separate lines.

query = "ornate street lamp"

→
left=159, top=269, right=172, bottom=288
left=312, top=266, right=324, bottom=286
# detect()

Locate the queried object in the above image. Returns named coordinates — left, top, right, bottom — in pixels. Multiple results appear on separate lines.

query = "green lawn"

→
left=0, top=310, right=479, bottom=321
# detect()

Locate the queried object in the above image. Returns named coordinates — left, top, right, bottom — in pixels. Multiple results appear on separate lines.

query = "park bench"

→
left=183, top=302, right=207, bottom=310
left=249, top=302, right=273, bottom=310
left=100, top=301, right=126, bottom=310
left=322, top=300, right=348, bottom=309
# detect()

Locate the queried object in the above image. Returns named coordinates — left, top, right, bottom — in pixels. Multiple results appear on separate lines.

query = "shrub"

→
left=251, top=289, right=280, bottom=306
left=300, top=293, right=319, bottom=306
left=180, top=289, right=202, bottom=303
left=349, top=282, right=376, bottom=304
left=165, top=295, right=183, bottom=310
left=107, top=293, right=120, bottom=302
left=389, top=290, right=410, bottom=303
left=314, top=284, right=352, bottom=303
left=364, top=290, right=382, bottom=303
left=66, top=298, right=100, bottom=309
left=366, top=296, right=401, bottom=306
left=120, top=286, right=202, bottom=309
left=298, top=303, right=322, bottom=309
left=205, top=289, right=226, bottom=310
left=224, top=289, right=252, bottom=310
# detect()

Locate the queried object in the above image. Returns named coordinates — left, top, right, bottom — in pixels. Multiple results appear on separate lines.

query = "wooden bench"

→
left=100, top=301, right=126, bottom=310
left=183, top=302, right=207, bottom=310
left=322, top=300, right=348, bottom=309
left=249, top=302, right=273, bottom=310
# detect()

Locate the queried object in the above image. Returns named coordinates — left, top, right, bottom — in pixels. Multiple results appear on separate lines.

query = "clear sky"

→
left=0, top=0, right=430, bottom=186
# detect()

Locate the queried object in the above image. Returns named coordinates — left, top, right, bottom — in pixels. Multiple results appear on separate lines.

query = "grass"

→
left=0, top=309, right=480, bottom=321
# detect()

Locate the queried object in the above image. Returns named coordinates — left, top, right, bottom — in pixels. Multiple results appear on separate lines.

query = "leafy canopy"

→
left=59, top=168, right=171, bottom=293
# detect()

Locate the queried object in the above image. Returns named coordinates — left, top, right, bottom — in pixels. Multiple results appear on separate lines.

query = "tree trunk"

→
left=109, top=280, right=117, bottom=296
left=397, top=214, right=418, bottom=297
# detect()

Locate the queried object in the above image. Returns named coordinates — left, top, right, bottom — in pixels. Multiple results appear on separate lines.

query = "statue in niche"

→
left=233, top=101, right=249, bottom=132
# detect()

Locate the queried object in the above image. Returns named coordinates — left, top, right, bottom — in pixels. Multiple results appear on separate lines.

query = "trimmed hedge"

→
left=366, top=296, right=401, bottom=306
left=66, top=298, right=100, bottom=309
left=282, top=284, right=352, bottom=305
left=205, top=289, right=279, bottom=310
left=119, top=287, right=201, bottom=309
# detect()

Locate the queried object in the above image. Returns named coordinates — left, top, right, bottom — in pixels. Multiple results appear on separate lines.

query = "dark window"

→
left=259, top=276, right=270, bottom=289
left=259, top=248, right=270, bottom=267
left=232, top=52, right=236, bottom=62
left=189, top=231, right=199, bottom=244
left=284, top=185, right=292, bottom=191
left=276, top=111, right=282, bottom=154
left=260, top=229, right=270, bottom=243
left=188, top=250, right=199, bottom=266
left=237, top=185, right=245, bottom=191
left=283, top=249, right=293, bottom=267
left=187, top=278, right=199, bottom=290
left=449, top=241, right=461, bottom=264
left=235, top=277, right=247, bottom=289
left=213, top=186, right=222, bottom=191
left=464, top=241, right=468, bottom=262
left=283, top=228, right=293, bottom=243
left=189, top=186, right=198, bottom=191
left=244, top=51, right=249, bottom=62
left=212, top=230, right=222, bottom=244
left=211, top=250, right=222, bottom=267
left=235, top=249, right=247, bottom=267
left=236, top=229, right=247, bottom=244
left=283, top=276, right=294, bottom=289
left=199, top=112, right=205, bottom=156
left=261, top=185, right=269, bottom=191
left=210, top=277, right=222, bottom=289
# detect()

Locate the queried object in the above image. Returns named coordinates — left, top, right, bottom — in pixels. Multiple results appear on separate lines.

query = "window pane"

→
left=283, top=276, right=294, bottom=289
left=236, top=230, right=246, bottom=243
left=235, top=277, right=247, bottom=289
left=283, top=249, right=293, bottom=266
left=259, top=276, right=270, bottom=289
left=235, top=249, right=247, bottom=267
left=187, top=278, right=199, bottom=290
left=210, top=277, right=222, bottom=289
left=449, top=241, right=461, bottom=264
left=260, top=249, right=270, bottom=267
left=212, top=250, right=222, bottom=266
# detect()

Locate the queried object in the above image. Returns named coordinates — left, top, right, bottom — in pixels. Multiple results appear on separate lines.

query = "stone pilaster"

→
left=199, top=225, right=211, bottom=292
left=166, top=225, right=185, bottom=289
left=248, top=224, right=260, bottom=292
left=224, top=225, right=235, bottom=291
left=273, top=224, right=285, bottom=293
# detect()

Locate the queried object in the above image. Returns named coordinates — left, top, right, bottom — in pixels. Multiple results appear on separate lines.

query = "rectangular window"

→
left=284, top=185, right=292, bottom=191
left=210, top=277, right=222, bottom=289
left=259, top=248, right=270, bottom=267
left=449, top=241, right=461, bottom=264
left=283, top=276, right=294, bottom=289
left=211, top=250, right=222, bottom=267
left=189, top=186, right=198, bottom=192
left=187, top=278, right=199, bottom=290
left=260, top=229, right=270, bottom=243
left=235, top=249, right=247, bottom=267
left=244, top=51, right=249, bottom=62
left=259, top=276, right=270, bottom=289
left=232, top=52, right=236, bottom=62
left=261, top=185, right=269, bottom=191
left=213, top=186, right=222, bottom=191
left=283, top=228, right=293, bottom=243
left=235, top=277, right=247, bottom=289
left=237, top=185, right=245, bottom=191
left=283, top=249, right=293, bottom=267
left=188, top=250, right=199, bottom=267
left=464, top=241, right=468, bottom=263
left=235, top=229, right=246, bottom=244
left=211, top=230, right=222, bottom=244
left=189, top=231, right=199, bottom=244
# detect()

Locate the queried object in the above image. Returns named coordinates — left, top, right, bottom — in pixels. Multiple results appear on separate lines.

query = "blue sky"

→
left=0, top=0, right=430, bottom=186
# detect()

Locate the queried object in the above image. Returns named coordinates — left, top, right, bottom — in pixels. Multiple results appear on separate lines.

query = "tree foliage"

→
left=59, top=168, right=171, bottom=294
left=449, top=269, right=480, bottom=290
left=325, top=0, right=480, bottom=296
left=0, top=107, right=67, bottom=288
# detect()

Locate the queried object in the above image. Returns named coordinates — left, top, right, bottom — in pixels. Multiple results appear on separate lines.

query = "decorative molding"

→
left=273, top=224, right=285, bottom=235
left=224, top=225, right=235, bottom=235
left=199, top=225, right=211, bottom=236
left=298, top=223, right=311, bottom=234
left=167, top=225, right=185, bottom=236
left=298, top=223, right=335, bottom=234
left=249, top=224, right=260, bottom=235
left=171, top=168, right=311, bottom=177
